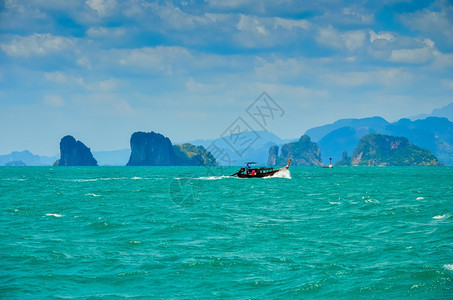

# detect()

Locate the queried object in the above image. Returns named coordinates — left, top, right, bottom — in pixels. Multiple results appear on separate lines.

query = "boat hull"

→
left=236, top=167, right=287, bottom=178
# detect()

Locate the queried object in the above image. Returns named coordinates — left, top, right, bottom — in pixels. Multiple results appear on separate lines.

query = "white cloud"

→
left=237, top=14, right=268, bottom=36
left=44, top=71, right=119, bottom=91
left=44, top=94, right=65, bottom=108
left=325, top=68, right=413, bottom=87
left=44, top=72, right=68, bottom=84
left=342, top=6, right=374, bottom=24
left=389, top=47, right=434, bottom=64
left=343, top=30, right=366, bottom=51
left=86, top=26, right=126, bottom=38
left=399, top=1, right=453, bottom=46
left=273, top=17, right=311, bottom=31
left=369, top=30, right=395, bottom=43
left=77, top=56, right=92, bottom=69
left=118, top=46, right=192, bottom=74
left=85, top=0, right=117, bottom=17
left=0, top=34, right=74, bottom=57
left=254, top=57, right=308, bottom=82
left=257, top=82, right=329, bottom=100
left=317, top=26, right=366, bottom=52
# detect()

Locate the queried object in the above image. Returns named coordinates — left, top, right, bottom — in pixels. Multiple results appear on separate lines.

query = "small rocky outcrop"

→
left=268, top=145, right=279, bottom=166
left=126, top=131, right=217, bottom=166
left=336, top=133, right=443, bottom=166
left=268, top=135, right=322, bottom=166
left=335, top=150, right=351, bottom=166
left=173, top=144, right=217, bottom=166
left=57, top=135, right=98, bottom=166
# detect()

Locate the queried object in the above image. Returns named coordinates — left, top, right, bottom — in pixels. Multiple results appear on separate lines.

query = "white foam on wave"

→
left=73, top=178, right=98, bottom=182
left=85, top=193, right=101, bottom=197
left=444, top=264, right=453, bottom=271
left=329, top=201, right=341, bottom=205
left=416, top=196, right=424, bottom=200
left=267, top=169, right=291, bottom=179
left=195, top=175, right=231, bottom=180
left=45, top=213, right=63, bottom=218
left=433, top=214, right=446, bottom=220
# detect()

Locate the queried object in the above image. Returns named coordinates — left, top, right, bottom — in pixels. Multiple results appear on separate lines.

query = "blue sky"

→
left=1, top=0, right=452, bottom=155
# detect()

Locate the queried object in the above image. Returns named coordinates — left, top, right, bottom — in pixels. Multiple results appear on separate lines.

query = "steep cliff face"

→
left=58, top=135, right=98, bottom=166
left=268, top=135, right=322, bottom=166
left=267, top=145, right=279, bottom=166
left=127, top=131, right=176, bottom=166
left=337, top=133, right=443, bottom=166
left=127, top=131, right=217, bottom=166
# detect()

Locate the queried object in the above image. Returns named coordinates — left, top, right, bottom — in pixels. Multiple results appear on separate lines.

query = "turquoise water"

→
left=1, top=166, right=452, bottom=298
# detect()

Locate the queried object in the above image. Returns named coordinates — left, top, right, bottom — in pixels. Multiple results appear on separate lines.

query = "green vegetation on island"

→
left=336, top=133, right=443, bottom=166
left=173, top=143, right=217, bottom=166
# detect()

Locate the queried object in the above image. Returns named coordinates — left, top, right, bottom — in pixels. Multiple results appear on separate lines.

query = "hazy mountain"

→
left=305, top=116, right=453, bottom=166
left=0, top=150, right=58, bottom=166
left=188, top=131, right=288, bottom=166
left=409, top=102, right=453, bottom=121
left=305, top=117, right=389, bottom=142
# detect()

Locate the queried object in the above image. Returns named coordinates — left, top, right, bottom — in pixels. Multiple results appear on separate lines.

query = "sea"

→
left=1, top=166, right=452, bottom=299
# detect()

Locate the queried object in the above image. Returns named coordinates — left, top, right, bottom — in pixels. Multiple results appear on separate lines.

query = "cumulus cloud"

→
left=326, top=68, right=414, bottom=87
left=0, top=34, right=74, bottom=57
left=44, top=94, right=65, bottom=108
left=85, top=0, right=117, bottom=17
left=273, top=17, right=311, bottom=31
left=399, top=1, right=453, bottom=47
left=389, top=43, right=435, bottom=64
left=118, top=46, right=192, bottom=74
left=237, top=14, right=268, bottom=36
left=316, top=26, right=366, bottom=52
left=86, top=26, right=126, bottom=38
left=369, top=30, right=395, bottom=43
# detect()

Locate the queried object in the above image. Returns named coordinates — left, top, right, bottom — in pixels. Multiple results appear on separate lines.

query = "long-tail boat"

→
left=231, top=159, right=291, bottom=178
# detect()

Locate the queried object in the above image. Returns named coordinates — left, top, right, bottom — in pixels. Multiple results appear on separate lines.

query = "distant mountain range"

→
left=0, top=150, right=58, bottom=166
left=188, top=130, right=296, bottom=166
left=306, top=116, right=453, bottom=166
left=409, top=102, right=453, bottom=121
left=1, top=102, right=452, bottom=166
left=336, top=133, right=443, bottom=166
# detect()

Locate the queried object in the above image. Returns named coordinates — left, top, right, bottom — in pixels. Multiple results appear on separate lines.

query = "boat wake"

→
left=266, top=169, right=291, bottom=179
left=194, top=175, right=233, bottom=180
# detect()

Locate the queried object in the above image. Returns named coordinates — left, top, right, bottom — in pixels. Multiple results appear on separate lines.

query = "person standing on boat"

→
left=246, top=163, right=250, bottom=174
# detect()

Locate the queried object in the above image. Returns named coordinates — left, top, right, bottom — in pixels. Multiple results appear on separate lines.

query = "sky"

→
left=1, top=0, right=452, bottom=156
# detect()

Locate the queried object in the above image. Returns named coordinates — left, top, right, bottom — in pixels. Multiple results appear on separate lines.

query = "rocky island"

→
left=55, top=135, right=98, bottom=166
left=268, top=135, right=322, bottom=166
left=127, top=131, right=216, bottom=166
left=336, top=133, right=443, bottom=166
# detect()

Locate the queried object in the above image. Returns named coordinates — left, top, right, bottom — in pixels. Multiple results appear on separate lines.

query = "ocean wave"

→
left=195, top=175, right=232, bottom=180
left=85, top=193, right=101, bottom=197
left=45, top=213, right=63, bottom=218
left=433, top=214, right=448, bottom=220
left=268, top=169, right=291, bottom=179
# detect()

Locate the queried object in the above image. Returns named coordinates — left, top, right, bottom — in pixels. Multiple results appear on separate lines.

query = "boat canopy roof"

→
left=245, top=162, right=258, bottom=165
